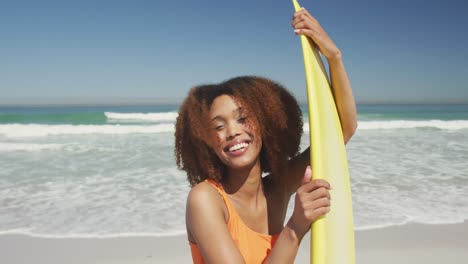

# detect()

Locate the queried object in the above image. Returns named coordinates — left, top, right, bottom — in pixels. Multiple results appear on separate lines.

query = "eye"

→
left=238, top=116, right=247, bottom=123
left=214, top=125, right=224, bottom=131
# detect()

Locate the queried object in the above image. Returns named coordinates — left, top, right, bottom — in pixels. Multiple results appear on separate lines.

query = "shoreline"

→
left=0, top=220, right=466, bottom=239
left=1, top=221, right=467, bottom=264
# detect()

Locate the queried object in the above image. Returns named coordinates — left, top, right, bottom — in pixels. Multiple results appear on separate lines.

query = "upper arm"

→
left=283, top=118, right=355, bottom=195
left=342, top=122, right=357, bottom=144
left=281, top=147, right=310, bottom=196
left=186, top=183, right=245, bottom=264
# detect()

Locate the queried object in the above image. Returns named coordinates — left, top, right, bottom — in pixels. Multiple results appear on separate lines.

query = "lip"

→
left=223, top=139, right=251, bottom=156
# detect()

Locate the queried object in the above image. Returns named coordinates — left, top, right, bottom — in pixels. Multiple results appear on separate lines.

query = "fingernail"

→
left=294, top=29, right=300, bottom=34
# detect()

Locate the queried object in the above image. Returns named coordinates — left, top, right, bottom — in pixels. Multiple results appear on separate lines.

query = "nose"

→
left=226, top=121, right=241, bottom=140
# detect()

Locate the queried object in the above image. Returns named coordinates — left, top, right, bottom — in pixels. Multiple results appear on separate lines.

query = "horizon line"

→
left=0, top=97, right=467, bottom=107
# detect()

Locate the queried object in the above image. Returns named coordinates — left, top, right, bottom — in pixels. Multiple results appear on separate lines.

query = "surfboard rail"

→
left=291, top=1, right=356, bottom=263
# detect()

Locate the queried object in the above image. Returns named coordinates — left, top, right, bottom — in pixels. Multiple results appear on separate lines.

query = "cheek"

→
left=245, top=119, right=261, bottom=139
left=208, top=130, right=223, bottom=149
left=215, top=130, right=223, bottom=144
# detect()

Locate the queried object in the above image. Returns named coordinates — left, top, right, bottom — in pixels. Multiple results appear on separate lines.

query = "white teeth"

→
left=228, top=142, right=248, bottom=152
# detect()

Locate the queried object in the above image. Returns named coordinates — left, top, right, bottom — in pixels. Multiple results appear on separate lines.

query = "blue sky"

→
left=2, top=0, right=468, bottom=104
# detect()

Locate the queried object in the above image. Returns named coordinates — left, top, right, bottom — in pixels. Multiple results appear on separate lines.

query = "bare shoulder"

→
left=186, top=181, right=227, bottom=240
left=187, top=181, right=224, bottom=209
left=186, top=181, right=244, bottom=263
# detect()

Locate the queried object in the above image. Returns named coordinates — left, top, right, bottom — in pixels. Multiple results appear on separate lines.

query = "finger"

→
left=294, top=28, right=324, bottom=46
left=296, top=187, right=331, bottom=204
left=292, top=7, right=306, bottom=18
left=298, top=179, right=330, bottom=194
left=310, top=197, right=331, bottom=209
left=315, top=206, right=331, bottom=217
left=300, top=188, right=330, bottom=205
left=293, top=9, right=319, bottom=27
left=302, top=166, right=312, bottom=185
left=291, top=11, right=307, bottom=25
left=300, top=8, right=319, bottom=25
left=301, top=196, right=331, bottom=212
left=292, top=20, right=309, bottom=30
left=311, top=188, right=331, bottom=202
left=305, top=206, right=330, bottom=221
left=293, top=20, right=321, bottom=35
left=293, top=7, right=310, bottom=18
left=291, top=16, right=306, bottom=29
left=292, top=15, right=317, bottom=29
left=297, top=188, right=330, bottom=209
left=294, top=28, right=319, bottom=38
left=300, top=179, right=331, bottom=193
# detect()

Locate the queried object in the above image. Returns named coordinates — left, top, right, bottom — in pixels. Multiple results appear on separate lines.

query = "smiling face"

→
left=208, top=95, right=262, bottom=172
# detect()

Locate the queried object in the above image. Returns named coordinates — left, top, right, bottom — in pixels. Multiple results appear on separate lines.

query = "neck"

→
left=222, top=159, right=264, bottom=201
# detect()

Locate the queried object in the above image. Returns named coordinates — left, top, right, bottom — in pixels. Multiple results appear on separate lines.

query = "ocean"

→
left=0, top=104, right=467, bottom=238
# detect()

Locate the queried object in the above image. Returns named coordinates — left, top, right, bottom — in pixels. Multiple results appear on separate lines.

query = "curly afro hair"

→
left=175, top=76, right=303, bottom=187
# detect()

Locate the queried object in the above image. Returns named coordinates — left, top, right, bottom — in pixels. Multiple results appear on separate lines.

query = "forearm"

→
left=328, top=55, right=357, bottom=143
left=263, top=220, right=305, bottom=264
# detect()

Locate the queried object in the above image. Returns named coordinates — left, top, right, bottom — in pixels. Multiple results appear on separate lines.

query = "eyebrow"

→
left=211, top=107, right=243, bottom=121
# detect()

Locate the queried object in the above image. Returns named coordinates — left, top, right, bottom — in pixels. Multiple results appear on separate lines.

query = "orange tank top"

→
left=189, top=179, right=279, bottom=264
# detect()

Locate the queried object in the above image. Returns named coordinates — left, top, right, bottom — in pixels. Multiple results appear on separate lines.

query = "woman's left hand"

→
left=292, top=8, right=342, bottom=62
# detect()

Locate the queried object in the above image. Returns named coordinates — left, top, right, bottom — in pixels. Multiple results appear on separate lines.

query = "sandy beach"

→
left=1, top=221, right=467, bottom=264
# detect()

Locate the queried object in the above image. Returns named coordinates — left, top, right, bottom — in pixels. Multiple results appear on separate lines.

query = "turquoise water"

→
left=355, top=104, right=468, bottom=121
left=0, top=103, right=467, bottom=237
left=1, top=104, right=468, bottom=125
left=0, top=105, right=178, bottom=125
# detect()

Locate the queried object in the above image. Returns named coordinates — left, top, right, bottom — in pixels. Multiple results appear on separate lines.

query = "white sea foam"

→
left=1, top=116, right=468, bottom=237
left=0, top=229, right=187, bottom=238
left=105, top=112, right=178, bottom=123
left=1, top=120, right=465, bottom=140
left=303, top=120, right=468, bottom=132
left=0, top=124, right=174, bottom=138
left=357, top=120, right=468, bottom=130
left=0, top=142, right=62, bottom=151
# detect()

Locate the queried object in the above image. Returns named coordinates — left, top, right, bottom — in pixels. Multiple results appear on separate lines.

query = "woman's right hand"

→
left=292, top=8, right=341, bottom=63
left=287, top=166, right=331, bottom=240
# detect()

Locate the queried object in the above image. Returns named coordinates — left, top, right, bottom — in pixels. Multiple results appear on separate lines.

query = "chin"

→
left=225, top=157, right=260, bottom=171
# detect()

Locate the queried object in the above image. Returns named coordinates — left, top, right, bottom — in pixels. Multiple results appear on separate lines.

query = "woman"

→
left=175, top=8, right=357, bottom=264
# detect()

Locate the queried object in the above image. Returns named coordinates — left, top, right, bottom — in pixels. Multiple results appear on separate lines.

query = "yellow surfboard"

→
left=291, top=1, right=356, bottom=263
